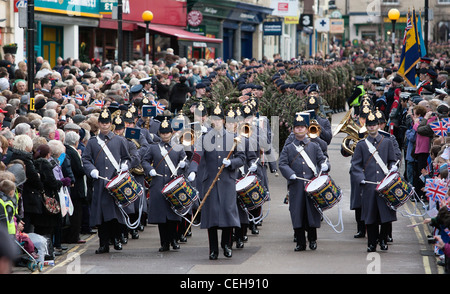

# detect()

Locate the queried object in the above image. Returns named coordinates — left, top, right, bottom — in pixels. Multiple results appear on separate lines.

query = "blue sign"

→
left=263, top=21, right=282, bottom=36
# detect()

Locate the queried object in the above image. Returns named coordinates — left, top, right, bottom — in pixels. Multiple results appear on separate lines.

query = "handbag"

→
left=42, top=192, right=61, bottom=215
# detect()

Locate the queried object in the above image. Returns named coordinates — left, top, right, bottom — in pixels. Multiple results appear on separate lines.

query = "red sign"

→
left=278, top=3, right=289, bottom=11
left=187, top=10, right=203, bottom=27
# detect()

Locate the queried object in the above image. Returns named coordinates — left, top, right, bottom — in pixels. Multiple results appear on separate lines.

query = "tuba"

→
left=333, top=109, right=367, bottom=155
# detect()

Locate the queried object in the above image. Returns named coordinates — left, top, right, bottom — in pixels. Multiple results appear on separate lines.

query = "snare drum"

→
left=376, top=172, right=413, bottom=209
left=236, top=175, right=269, bottom=211
left=161, top=176, right=198, bottom=214
left=105, top=172, right=143, bottom=207
left=305, top=175, right=342, bottom=211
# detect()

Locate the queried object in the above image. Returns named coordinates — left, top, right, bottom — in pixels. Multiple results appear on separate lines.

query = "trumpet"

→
left=308, top=119, right=321, bottom=139
left=178, top=129, right=196, bottom=147
left=238, top=122, right=252, bottom=138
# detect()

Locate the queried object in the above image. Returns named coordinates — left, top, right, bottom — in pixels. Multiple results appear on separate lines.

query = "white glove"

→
left=90, top=169, right=99, bottom=179
left=360, top=180, right=366, bottom=184
left=248, top=163, right=257, bottom=173
left=222, top=158, right=231, bottom=167
left=188, top=172, right=196, bottom=182
left=320, top=163, right=328, bottom=172
left=120, top=163, right=128, bottom=172
left=390, top=165, right=398, bottom=173
left=179, top=161, right=186, bottom=169
left=289, top=174, right=297, bottom=180
left=149, top=169, right=157, bottom=177
left=201, top=126, right=208, bottom=133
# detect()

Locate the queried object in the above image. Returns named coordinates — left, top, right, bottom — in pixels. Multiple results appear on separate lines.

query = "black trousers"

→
left=294, top=203, right=317, bottom=246
left=366, top=222, right=391, bottom=246
left=207, top=227, right=233, bottom=253
left=355, top=208, right=366, bottom=234
left=98, top=219, right=121, bottom=247
left=158, top=220, right=179, bottom=246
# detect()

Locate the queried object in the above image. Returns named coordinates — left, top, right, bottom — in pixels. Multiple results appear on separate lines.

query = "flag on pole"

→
left=398, top=10, right=421, bottom=87
left=416, top=10, right=427, bottom=57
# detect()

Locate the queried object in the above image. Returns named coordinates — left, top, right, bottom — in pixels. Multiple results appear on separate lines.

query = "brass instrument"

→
left=308, top=119, right=321, bottom=139
left=333, top=109, right=367, bottom=155
left=238, top=122, right=252, bottom=138
left=179, top=129, right=196, bottom=147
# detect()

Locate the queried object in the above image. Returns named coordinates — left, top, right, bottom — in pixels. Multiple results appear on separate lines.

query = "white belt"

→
left=97, top=136, right=120, bottom=172
left=295, top=144, right=318, bottom=177
left=365, top=139, right=389, bottom=175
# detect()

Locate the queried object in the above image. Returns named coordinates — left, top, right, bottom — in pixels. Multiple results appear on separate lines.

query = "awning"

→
left=138, top=23, right=222, bottom=44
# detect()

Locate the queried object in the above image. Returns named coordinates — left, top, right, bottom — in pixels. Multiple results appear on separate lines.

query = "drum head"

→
left=236, top=175, right=256, bottom=191
left=162, top=176, right=184, bottom=193
left=377, top=173, right=398, bottom=190
left=306, top=175, right=328, bottom=192
left=106, top=172, right=128, bottom=188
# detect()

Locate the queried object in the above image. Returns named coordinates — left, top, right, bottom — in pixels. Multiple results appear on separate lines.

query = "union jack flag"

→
left=93, top=100, right=104, bottom=107
left=74, top=94, right=86, bottom=104
left=424, top=179, right=448, bottom=203
left=151, top=100, right=166, bottom=115
left=430, top=120, right=449, bottom=137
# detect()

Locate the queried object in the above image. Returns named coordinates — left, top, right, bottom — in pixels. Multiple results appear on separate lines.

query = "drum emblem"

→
left=395, top=188, right=403, bottom=197
left=124, top=187, right=132, bottom=196
left=252, top=192, right=259, bottom=200
left=325, top=192, right=333, bottom=201
left=179, top=193, right=187, bottom=201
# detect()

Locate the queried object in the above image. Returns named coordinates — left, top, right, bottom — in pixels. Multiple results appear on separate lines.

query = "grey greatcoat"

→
left=350, top=133, right=398, bottom=225
left=142, top=141, right=187, bottom=224
left=279, top=137, right=328, bottom=229
left=188, top=127, right=245, bottom=229
left=350, top=130, right=402, bottom=210
left=82, top=131, right=131, bottom=227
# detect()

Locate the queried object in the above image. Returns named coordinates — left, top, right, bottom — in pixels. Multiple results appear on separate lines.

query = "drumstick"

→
left=98, top=175, right=110, bottom=181
left=172, top=156, right=188, bottom=177
left=364, top=180, right=380, bottom=185
left=295, top=176, right=311, bottom=182
left=244, top=158, right=260, bottom=178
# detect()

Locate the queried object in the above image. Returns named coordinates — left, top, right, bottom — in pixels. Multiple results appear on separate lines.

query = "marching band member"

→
left=187, top=103, right=246, bottom=260
left=142, top=117, right=188, bottom=252
left=279, top=112, right=328, bottom=251
left=82, top=109, right=132, bottom=254
left=350, top=110, right=398, bottom=252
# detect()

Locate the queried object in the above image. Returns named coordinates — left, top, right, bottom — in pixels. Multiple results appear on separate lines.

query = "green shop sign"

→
left=35, top=0, right=105, bottom=18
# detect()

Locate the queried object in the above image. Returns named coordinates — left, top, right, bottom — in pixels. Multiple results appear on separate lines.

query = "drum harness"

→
left=293, top=142, right=344, bottom=233
left=95, top=135, right=145, bottom=229
left=365, top=138, right=426, bottom=216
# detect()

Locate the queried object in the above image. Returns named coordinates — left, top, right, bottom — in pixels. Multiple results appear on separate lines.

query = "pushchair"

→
left=14, top=239, right=44, bottom=272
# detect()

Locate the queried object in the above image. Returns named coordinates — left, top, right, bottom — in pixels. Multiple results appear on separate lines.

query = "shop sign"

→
left=263, top=21, right=282, bottom=35
left=35, top=0, right=102, bottom=18
left=188, top=10, right=203, bottom=27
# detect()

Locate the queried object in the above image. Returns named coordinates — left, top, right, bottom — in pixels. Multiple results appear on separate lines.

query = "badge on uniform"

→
left=142, top=105, right=157, bottom=117
left=125, top=127, right=141, bottom=140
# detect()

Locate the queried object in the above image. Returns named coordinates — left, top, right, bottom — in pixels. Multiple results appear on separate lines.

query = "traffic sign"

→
left=315, top=17, right=330, bottom=32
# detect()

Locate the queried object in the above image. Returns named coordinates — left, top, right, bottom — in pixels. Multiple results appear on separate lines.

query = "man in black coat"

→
left=169, top=76, right=193, bottom=113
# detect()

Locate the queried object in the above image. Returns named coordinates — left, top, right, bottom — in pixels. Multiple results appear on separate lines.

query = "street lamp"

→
left=142, top=10, right=153, bottom=65
left=388, top=8, right=400, bottom=65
